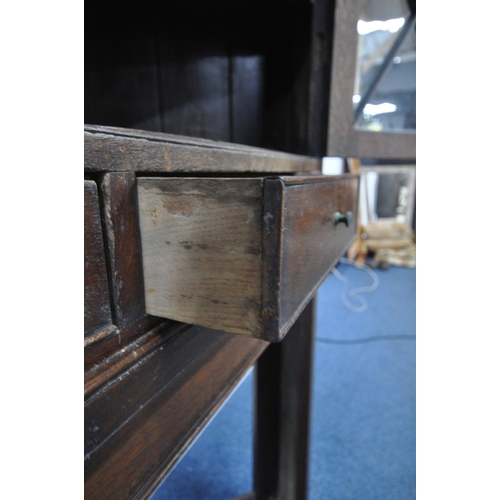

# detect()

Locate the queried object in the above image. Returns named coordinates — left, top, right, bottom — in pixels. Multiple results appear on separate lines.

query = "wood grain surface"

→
left=254, top=298, right=315, bottom=500
left=84, top=318, right=182, bottom=395
left=83, top=3, right=360, bottom=500
left=84, top=180, right=113, bottom=338
left=85, top=325, right=267, bottom=500
left=85, top=316, right=164, bottom=373
left=137, top=177, right=264, bottom=337
left=261, top=178, right=285, bottom=342
left=279, top=175, right=359, bottom=332
left=136, top=175, right=358, bottom=342
left=156, top=32, right=231, bottom=141
left=307, top=0, right=335, bottom=158
left=99, top=172, right=146, bottom=328
left=231, top=54, right=264, bottom=146
left=84, top=125, right=321, bottom=174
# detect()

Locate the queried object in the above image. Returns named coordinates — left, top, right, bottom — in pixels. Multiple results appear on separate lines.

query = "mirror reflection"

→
left=353, top=0, right=416, bottom=132
left=359, top=167, right=415, bottom=229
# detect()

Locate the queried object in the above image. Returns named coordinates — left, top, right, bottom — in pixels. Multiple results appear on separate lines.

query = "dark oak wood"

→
left=307, top=0, right=336, bottom=157
left=277, top=298, right=315, bottom=500
left=84, top=324, right=118, bottom=349
left=279, top=175, right=359, bottom=332
left=84, top=14, right=162, bottom=132
left=85, top=323, right=199, bottom=457
left=85, top=327, right=267, bottom=500
left=156, top=30, right=231, bottom=141
left=84, top=315, right=163, bottom=372
left=84, top=125, right=321, bottom=174
left=83, top=3, right=361, bottom=500
left=84, top=0, right=317, bottom=154
left=84, top=180, right=113, bottom=338
left=99, top=172, right=146, bottom=329
left=254, top=298, right=315, bottom=500
left=230, top=53, right=264, bottom=146
left=84, top=318, right=183, bottom=395
left=261, top=178, right=285, bottom=342
left=261, top=6, right=312, bottom=155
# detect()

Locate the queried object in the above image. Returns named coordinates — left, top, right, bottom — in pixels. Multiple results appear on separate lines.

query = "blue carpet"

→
left=151, top=263, right=416, bottom=500
left=150, top=370, right=254, bottom=500
left=310, top=263, right=416, bottom=500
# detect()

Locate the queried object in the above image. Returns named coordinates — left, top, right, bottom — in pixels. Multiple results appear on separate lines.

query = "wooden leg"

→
left=254, top=297, right=315, bottom=500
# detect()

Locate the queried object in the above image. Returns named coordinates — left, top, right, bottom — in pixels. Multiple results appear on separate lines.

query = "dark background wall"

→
left=85, top=0, right=313, bottom=155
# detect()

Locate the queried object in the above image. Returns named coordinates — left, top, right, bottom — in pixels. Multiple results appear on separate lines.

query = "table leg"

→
left=254, top=297, right=316, bottom=500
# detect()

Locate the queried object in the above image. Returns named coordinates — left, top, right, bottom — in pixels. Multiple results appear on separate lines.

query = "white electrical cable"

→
left=331, top=257, right=380, bottom=313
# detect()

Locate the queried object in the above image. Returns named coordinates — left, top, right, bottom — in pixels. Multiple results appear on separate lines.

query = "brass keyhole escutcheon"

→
left=333, top=211, right=352, bottom=227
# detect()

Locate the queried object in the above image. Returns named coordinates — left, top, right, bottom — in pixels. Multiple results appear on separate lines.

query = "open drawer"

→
left=137, top=175, right=359, bottom=342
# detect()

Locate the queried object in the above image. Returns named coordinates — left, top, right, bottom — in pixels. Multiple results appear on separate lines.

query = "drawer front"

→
left=137, top=175, right=358, bottom=342
left=278, top=176, right=358, bottom=334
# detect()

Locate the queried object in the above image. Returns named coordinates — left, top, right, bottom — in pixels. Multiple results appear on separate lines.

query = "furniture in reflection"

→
left=357, top=165, right=416, bottom=267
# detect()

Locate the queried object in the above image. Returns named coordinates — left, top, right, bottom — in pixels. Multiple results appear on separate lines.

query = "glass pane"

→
left=376, top=172, right=412, bottom=220
left=353, top=0, right=416, bottom=132
left=359, top=168, right=415, bottom=228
